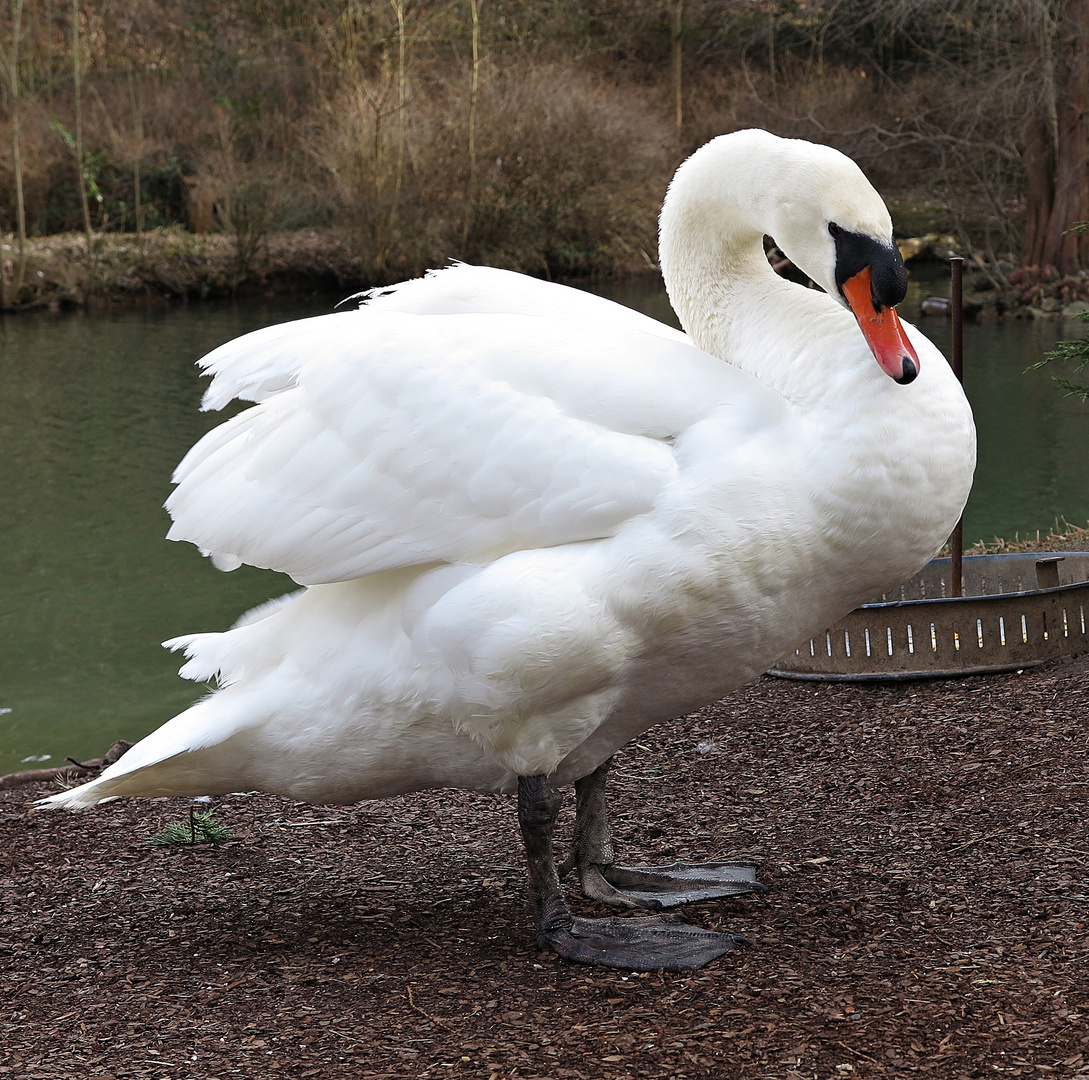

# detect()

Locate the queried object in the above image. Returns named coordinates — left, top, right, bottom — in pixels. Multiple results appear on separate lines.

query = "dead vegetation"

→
left=0, top=738, right=131, bottom=791
left=4, top=3, right=1089, bottom=308
left=967, top=518, right=1089, bottom=556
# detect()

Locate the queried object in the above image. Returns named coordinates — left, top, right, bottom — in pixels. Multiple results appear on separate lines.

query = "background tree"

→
left=1021, top=0, right=1089, bottom=273
left=1, top=0, right=27, bottom=300
left=3, top=0, right=1089, bottom=289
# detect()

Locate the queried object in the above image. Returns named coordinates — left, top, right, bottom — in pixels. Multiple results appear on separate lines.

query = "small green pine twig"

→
left=1027, top=306, right=1089, bottom=401
left=148, top=804, right=231, bottom=847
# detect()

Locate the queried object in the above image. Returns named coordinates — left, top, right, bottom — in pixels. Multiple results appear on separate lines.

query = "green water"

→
left=897, top=274, right=1089, bottom=548
left=1, top=300, right=305, bottom=775
left=1, top=278, right=1087, bottom=772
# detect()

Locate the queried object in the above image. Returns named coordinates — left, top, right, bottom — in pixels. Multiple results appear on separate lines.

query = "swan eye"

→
left=828, top=222, right=843, bottom=238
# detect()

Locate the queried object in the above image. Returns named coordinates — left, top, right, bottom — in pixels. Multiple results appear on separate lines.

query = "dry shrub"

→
left=1, top=81, right=197, bottom=235
left=0, top=100, right=82, bottom=233
left=683, top=58, right=1025, bottom=259
left=192, top=101, right=318, bottom=280
left=684, top=65, right=897, bottom=173
left=311, top=63, right=673, bottom=281
left=1, top=62, right=319, bottom=241
left=463, top=65, right=672, bottom=275
left=307, top=76, right=413, bottom=271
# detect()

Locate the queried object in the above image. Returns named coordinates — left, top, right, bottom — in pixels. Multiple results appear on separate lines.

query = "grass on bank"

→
left=963, top=518, right=1089, bottom=555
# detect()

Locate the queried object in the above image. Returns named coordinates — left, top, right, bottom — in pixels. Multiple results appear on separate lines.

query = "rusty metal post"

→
left=950, top=256, right=964, bottom=598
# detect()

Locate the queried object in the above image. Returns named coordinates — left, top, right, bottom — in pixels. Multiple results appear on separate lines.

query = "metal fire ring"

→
left=768, top=552, right=1089, bottom=682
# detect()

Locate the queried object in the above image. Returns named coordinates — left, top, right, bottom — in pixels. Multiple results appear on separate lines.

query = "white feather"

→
left=166, top=310, right=735, bottom=585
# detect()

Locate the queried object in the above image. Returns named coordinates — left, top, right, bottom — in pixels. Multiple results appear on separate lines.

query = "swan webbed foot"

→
left=540, top=913, right=749, bottom=972
left=518, top=773, right=752, bottom=971
left=566, top=758, right=766, bottom=910
left=579, top=860, right=766, bottom=911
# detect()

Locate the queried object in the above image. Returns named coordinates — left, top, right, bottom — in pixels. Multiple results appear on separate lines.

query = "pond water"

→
left=1, top=273, right=1087, bottom=773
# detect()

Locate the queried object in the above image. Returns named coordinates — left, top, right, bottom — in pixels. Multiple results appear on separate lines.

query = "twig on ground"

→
left=0, top=740, right=133, bottom=790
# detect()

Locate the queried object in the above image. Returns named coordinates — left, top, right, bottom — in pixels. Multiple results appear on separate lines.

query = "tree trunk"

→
left=1045, top=0, right=1089, bottom=271
left=389, top=0, right=406, bottom=234
left=72, top=0, right=93, bottom=243
left=2, top=0, right=28, bottom=306
left=462, top=0, right=481, bottom=248
left=1022, top=0, right=1089, bottom=273
left=670, top=1, right=682, bottom=136
left=130, top=70, right=143, bottom=237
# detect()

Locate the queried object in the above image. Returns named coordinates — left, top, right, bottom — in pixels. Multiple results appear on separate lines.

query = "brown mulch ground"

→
left=2, top=657, right=1088, bottom=1080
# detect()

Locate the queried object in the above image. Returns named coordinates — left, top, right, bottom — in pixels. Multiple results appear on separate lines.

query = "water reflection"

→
left=1, top=300, right=311, bottom=773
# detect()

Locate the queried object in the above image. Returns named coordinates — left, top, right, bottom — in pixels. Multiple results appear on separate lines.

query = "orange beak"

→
left=842, top=267, right=919, bottom=384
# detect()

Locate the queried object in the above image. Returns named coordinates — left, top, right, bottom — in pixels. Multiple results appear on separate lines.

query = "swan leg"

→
left=517, top=774, right=745, bottom=971
left=566, top=759, right=766, bottom=911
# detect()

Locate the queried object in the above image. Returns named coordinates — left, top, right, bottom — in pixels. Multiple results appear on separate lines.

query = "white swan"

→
left=42, top=130, right=975, bottom=970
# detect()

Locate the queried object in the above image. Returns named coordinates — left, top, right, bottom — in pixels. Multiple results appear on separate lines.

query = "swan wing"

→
left=359, top=263, right=687, bottom=337
left=197, top=264, right=688, bottom=411
left=167, top=288, right=743, bottom=585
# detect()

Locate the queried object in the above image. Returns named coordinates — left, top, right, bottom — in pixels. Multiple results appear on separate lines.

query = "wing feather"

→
left=168, top=269, right=743, bottom=585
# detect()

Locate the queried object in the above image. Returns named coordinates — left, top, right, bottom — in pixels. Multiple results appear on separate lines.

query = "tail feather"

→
left=35, top=695, right=258, bottom=810
left=37, top=756, right=186, bottom=809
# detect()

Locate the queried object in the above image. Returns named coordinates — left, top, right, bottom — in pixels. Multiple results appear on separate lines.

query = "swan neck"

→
left=658, top=139, right=799, bottom=367
left=657, top=130, right=894, bottom=385
left=660, top=230, right=778, bottom=362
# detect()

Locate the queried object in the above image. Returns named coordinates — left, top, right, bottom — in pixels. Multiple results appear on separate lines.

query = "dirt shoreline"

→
left=0, top=228, right=391, bottom=312
left=0, top=227, right=665, bottom=314
left=3, top=652, right=1088, bottom=1080
left=4, top=227, right=1087, bottom=323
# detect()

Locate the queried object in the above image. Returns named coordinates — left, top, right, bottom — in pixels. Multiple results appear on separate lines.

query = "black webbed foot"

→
left=540, top=913, right=749, bottom=972
left=518, top=771, right=758, bottom=971
left=564, top=759, right=765, bottom=910
left=580, top=860, right=766, bottom=910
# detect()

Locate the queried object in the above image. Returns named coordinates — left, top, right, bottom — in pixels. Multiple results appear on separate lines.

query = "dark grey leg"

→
left=565, top=759, right=766, bottom=911
left=570, top=756, right=616, bottom=865
left=517, top=774, right=747, bottom=971
left=518, top=773, right=572, bottom=940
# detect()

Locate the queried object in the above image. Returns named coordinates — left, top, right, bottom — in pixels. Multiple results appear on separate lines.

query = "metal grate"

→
left=769, top=553, right=1089, bottom=682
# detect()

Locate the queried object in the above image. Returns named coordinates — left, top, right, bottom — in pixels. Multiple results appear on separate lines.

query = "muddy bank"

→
left=0, top=227, right=964, bottom=314
left=5, top=227, right=1088, bottom=328
left=0, top=228, right=437, bottom=312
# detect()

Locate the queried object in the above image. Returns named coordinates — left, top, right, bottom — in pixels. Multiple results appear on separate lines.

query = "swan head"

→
left=661, top=129, right=920, bottom=384
left=824, top=223, right=917, bottom=385
left=759, top=137, right=919, bottom=385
